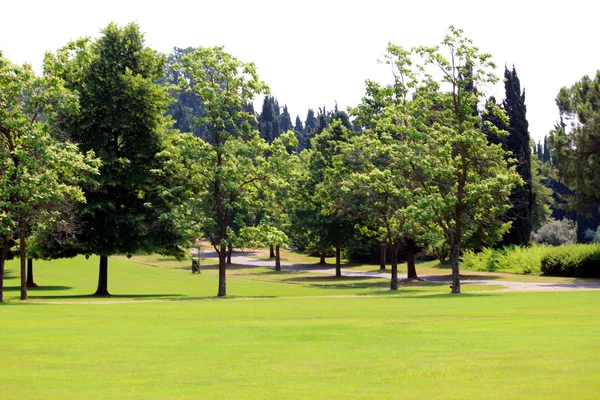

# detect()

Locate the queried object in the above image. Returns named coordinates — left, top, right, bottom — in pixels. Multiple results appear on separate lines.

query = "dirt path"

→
left=203, top=250, right=600, bottom=293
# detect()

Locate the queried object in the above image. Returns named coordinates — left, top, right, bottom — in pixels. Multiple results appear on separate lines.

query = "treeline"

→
left=1, top=23, right=598, bottom=300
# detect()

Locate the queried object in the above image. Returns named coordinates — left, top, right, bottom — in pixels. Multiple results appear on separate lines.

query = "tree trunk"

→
left=94, top=255, right=110, bottom=296
left=406, top=238, right=418, bottom=280
left=0, top=235, right=8, bottom=302
left=335, top=245, right=342, bottom=277
left=218, top=246, right=227, bottom=297
left=27, top=258, right=38, bottom=288
left=319, top=252, right=326, bottom=265
left=390, top=242, right=399, bottom=290
left=275, top=245, right=281, bottom=271
left=270, top=245, right=275, bottom=259
left=379, top=243, right=386, bottom=270
left=450, top=241, right=461, bottom=294
left=19, top=217, right=27, bottom=300
left=226, top=244, right=232, bottom=265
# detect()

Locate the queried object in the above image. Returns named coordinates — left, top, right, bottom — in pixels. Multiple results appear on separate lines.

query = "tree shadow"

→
left=2, top=270, right=18, bottom=280
left=2, top=285, right=73, bottom=292
left=26, top=293, right=183, bottom=300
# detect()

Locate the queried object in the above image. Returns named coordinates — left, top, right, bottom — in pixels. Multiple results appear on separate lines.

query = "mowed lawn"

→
left=1, top=257, right=599, bottom=399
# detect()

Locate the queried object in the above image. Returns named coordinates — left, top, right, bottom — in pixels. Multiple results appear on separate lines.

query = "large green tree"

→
left=0, top=52, right=99, bottom=301
left=415, top=27, right=521, bottom=293
left=174, top=46, right=269, bottom=297
left=46, top=22, right=182, bottom=296
left=549, top=71, right=600, bottom=213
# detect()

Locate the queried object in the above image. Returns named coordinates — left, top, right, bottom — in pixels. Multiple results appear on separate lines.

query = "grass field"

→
left=2, top=255, right=599, bottom=399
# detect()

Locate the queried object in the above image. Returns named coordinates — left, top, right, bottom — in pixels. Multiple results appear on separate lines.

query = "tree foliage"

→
left=45, top=22, right=181, bottom=296
left=0, top=52, right=99, bottom=301
left=549, top=71, right=600, bottom=213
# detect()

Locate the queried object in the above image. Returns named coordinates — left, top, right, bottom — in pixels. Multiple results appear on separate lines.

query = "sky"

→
left=2, top=0, right=599, bottom=141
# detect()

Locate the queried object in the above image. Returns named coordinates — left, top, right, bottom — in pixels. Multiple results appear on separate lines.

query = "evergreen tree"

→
left=543, top=135, right=550, bottom=163
left=279, top=105, right=293, bottom=133
left=500, top=66, right=534, bottom=246
left=304, top=109, right=318, bottom=148
left=293, top=115, right=307, bottom=150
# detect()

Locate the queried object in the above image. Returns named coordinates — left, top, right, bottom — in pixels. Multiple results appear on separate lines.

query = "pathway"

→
left=201, top=250, right=600, bottom=292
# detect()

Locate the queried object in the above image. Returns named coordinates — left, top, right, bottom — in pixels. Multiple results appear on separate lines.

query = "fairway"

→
left=2, top=257, right=600, bottom=399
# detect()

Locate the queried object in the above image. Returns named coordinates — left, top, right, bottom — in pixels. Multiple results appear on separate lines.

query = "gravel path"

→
left=202, top=251, right=600, bottom=293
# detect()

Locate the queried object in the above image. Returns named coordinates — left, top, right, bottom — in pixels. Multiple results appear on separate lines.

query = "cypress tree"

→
left=500, top=66, right=534, bottom=246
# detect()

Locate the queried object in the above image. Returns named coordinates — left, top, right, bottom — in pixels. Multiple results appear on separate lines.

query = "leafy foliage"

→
left=462, top=245, right=549, bottom=274
left=549, top=71, right=600, bottom=212
left=0, top=51, right=100, bottom=300
left=531, top=218, right=577, bottom=246
left=541, top=244, right=600, bottom=277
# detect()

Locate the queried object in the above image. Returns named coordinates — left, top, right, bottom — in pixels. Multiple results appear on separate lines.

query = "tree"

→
left=293, top=115, right=306, bottom=150
left=484, top=66, right=534, bottom=246
left=549, top=71, right=600, bottom=213
left=279, top=105, right=293, bottom=133
left=175, top=46, right=269, bottom=297
left=46, top=23, right=182, bottom=296
left=0, top=52, right=99, bottom=301
left=415, top=26, right=521, bottom=293
left=162, top=47, right=212, bottom=141
left=337, top=44, right=441, bottom=285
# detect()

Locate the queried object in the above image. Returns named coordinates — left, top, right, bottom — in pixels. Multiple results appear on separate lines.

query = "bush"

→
left=461, top=245, right=549, bottom=274
left=540, top=244, right=600, bottom=277
left=583, top=226, right=600, bottom=243
left=531, top=218, right=577, bottom=246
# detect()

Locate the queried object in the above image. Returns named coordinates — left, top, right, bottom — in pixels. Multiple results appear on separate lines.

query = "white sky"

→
left=2, top=0, right=598, bottom=141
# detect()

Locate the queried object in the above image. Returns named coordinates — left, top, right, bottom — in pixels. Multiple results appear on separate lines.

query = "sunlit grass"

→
left=2, top=292, right=599, bottom=399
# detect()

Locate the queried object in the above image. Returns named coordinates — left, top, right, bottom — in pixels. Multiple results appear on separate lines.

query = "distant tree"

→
left=293, top=115, right=307, bottom=150
left=304, top=109, right=318, bottom=148
left=279, top=105, right=293, bottom=133
left=46, top=23, right=183, bottom=296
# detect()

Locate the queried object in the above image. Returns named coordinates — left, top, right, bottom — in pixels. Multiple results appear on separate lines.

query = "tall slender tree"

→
left=484, top=67, right=533, bottom=246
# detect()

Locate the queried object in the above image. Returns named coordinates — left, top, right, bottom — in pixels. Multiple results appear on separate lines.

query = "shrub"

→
left=531, top=218, right=577, bottom=246
left=540, top=244, right=600, bottom=277
left=461, top=244, right=549, bottom=274
left=583, top=226, right=600, bottom=243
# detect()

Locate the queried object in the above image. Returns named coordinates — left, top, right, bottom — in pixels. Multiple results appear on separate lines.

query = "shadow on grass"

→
left=2, top=270, right=18, bottom=280
left=26, top=293, right=183, bottom=300
left=3, top=285, right=73, bottom=291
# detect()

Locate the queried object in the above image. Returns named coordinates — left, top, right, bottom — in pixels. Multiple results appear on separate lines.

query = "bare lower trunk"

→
left=27, top=258, right=38, bottom=288
left=335, top=245, right=342, bottom=277
left=226, top=244, right=232, bottom=265
left=218, top=246, right=227, bottom=297
left=19, top=218, right=27, bottom=300
left=406, top=238, right=418, bottom=280
left=450, top=242, right=461, bottom=294
left=94, top=255, right=110, bottom=296
left=275, top=245, right=281, bottom=271
left=0, top=235, right=8, bottom=302
left=270, top=245, right=275, bottom=259
left=319, top=252, right=326, bottom=265
left=379, top=243, right=386, bottom=270
left=390, top=242, right=399, bottom=290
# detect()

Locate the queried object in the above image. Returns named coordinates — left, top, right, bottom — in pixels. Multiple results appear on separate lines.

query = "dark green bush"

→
left=540, top=244, right=600, bottom=277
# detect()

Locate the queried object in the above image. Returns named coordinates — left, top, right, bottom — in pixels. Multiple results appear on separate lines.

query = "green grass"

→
left=2, top=256, right=599, bottom=399
left=2, top=292, right=599, bottom=399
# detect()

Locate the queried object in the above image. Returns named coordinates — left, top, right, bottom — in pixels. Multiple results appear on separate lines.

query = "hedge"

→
left=540, top=244, right=600, bottom=278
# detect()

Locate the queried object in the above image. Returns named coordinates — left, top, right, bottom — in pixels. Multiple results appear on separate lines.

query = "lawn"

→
left=1, top=256, right=599, bottom=399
